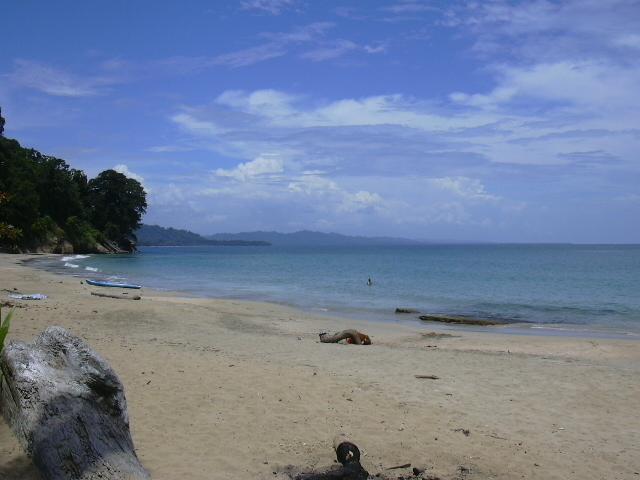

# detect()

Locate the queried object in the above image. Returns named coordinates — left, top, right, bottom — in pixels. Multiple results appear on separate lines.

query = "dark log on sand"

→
left=295, top=434, right=369, bottom=480
left=90, top=291, right=141, bottom=300
left=419, top=314, right=505, bottom=326
left=0, top=326, right=150, bottom=480
left=319, top=329, right=371, bottom=345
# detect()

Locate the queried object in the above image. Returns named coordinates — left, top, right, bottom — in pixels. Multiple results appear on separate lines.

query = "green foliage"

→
left=31, top=215, right=64, bottom=242
left=88, top=170, right=147, bottom=244
left=0, top=112, right=146, bottom=252
left=65, top=216, right=102, bottom=252
left=0, top=222, right=23, bottom=251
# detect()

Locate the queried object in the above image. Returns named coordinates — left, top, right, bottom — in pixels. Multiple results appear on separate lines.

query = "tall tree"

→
left=0, top=107, right=5, bottom=136
left=88, top=170, right=147, bottom=244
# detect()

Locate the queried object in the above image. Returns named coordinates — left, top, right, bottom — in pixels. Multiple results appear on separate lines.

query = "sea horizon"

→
left=31, top=243, right=640, bottom=339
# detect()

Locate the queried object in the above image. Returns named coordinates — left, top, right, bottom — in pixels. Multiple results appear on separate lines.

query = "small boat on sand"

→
left=86, top=279, right=142, bottom=289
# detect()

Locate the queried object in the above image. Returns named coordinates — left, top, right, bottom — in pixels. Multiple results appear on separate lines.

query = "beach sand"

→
left=1, top=254, right=639, bottom=479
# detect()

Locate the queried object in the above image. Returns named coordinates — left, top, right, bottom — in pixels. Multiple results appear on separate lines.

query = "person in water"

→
left=367, top=277, right=372, bottom=286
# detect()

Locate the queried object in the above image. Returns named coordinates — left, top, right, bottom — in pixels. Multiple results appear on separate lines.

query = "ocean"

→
left=38, top=244, right=640, bottom=337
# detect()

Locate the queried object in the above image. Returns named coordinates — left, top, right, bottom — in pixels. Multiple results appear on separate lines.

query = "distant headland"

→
left=136, top=224, right=429, bottom=247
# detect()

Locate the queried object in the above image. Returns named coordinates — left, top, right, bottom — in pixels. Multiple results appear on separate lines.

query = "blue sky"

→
left=2, top=0, right=639, bottom=242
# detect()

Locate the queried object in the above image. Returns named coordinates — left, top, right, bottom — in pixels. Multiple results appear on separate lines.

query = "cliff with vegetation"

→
left=0, top=108, right=147, bottom=254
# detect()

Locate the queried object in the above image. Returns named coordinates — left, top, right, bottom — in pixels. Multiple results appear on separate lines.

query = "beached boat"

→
left=86, top=279, right=142, bottom=289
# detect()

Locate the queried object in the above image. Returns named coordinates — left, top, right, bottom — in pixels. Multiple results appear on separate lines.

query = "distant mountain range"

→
left=137, top=225, right=427, bottom=247
left=206, top=230, right=425, bottom=247
left=135, top=225, right=269, bottom=246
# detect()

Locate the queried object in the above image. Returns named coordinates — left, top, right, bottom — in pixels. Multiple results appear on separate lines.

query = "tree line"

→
left=0, top=108, right=147, bottom=253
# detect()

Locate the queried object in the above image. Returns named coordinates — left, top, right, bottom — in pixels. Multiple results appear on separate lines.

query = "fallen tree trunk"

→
left=90, top=291, right=142, bottom=300
left=0, top=326, right=150, bottom=480
left=319, top=330, right=371, bottom=345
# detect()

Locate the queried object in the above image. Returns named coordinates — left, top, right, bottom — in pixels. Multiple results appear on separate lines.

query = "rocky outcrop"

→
left=395, top=307, right=420, bottom=314
left=20, top=239, right=129, bottom=255
left=0, top=326, right=150, bottom=480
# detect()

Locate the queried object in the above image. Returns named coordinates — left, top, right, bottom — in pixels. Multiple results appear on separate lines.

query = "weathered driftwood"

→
left=319, top=330, right=371, bottom=345
left=0, top=326, right=150, bottom=480
left=294, top=434, right=369, bottom=480
left=90, top=291, right=141, bottom=300
left=419, top=314, right=505, bottom=326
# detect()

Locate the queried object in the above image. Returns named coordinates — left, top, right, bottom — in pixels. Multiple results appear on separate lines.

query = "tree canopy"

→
left=89, top=170, right=147, bottom=242
left=0, top=112, right=147, bottom=253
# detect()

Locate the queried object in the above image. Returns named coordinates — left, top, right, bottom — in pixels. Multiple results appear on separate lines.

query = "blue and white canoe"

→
left=86, top=279, right=142, bottom=289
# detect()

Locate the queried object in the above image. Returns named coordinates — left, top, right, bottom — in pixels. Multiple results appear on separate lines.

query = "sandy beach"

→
left=1, top=254, right=639, bottom=480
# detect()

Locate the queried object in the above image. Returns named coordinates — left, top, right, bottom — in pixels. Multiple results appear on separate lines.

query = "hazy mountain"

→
left=206, top=230, right=426, bottom=247
left=136, top=225, right=269, bottom=246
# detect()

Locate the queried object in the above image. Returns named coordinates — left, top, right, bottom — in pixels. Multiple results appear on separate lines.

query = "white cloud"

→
left=300, top=40, right=386, bottom=62
left=383, top=2, right=438, bottom=14
left=450, top=61, right=640, bottom=110
left=114, top=164, right=145, bottom=185
left=146, top=145, right=195, bottom=153
left=240, top=0, right=298, bottom=15
left=171, top=112, right=224, bottom=136
left=211, top=22, right=333, bottom=68
left=8, top=60, right=113, bottom=97
left=339, top=190, right=384, bottom=213
left=429, top=177, right=499, bottom=202
left=215, top=154, right=285, bottom=182
left=614, top=33, right=640, bottom=49
left=211, top=89, right=496, bottom=131
left=442, top=0, right=640, bottom=62
left=216, top=89, right=299, bottom=117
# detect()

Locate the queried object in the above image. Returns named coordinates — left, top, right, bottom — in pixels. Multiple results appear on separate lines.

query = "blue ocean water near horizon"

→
left=39, top=244, right=640, bottom=336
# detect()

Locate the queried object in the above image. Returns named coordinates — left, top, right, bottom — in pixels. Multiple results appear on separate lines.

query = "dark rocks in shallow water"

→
left=418, top=314, right=505, bottom=326
left=0, top=326, right=150, bottom=480
left=395, top=308, right=420, bottom=314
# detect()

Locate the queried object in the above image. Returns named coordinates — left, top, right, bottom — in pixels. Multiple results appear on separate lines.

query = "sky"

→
left=1, top=0, right=639, bottom=243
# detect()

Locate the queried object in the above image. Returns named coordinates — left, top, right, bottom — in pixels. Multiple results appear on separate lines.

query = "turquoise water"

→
left=43, top=244, right=640, bottom=335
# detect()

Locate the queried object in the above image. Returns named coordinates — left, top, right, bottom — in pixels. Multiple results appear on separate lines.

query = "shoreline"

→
left=26, top=252, right=640, bottom=341
left=1, top=253, right=639, bottom=479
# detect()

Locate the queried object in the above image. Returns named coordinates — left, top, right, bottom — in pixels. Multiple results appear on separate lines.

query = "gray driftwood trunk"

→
left=0, top=326, right=150, bottom=480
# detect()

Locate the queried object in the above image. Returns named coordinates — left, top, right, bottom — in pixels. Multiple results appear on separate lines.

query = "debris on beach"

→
left=319, top=329, right=371, bottom=345
left=421, top=332, right=457, bottom=338
left=453, top=428, right=471, bottom=436
left=292, top=434, right=369, bottom=479
left=8, top=293, right=48, bottom=300
left=415, top=375, right=439, bottom=380
left=279, top=435, right=439, bottom=479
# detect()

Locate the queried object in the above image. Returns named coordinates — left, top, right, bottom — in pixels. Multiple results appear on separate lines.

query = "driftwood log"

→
left=90, top=291, right=142, bottom=300
left=0, top=326, right=150, bottom=480
left=319, top=330, right=371, bottom=345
